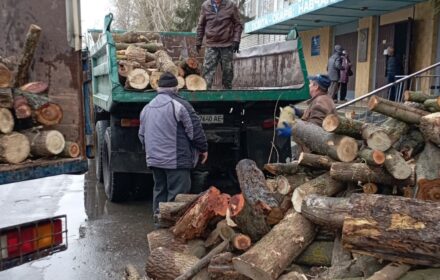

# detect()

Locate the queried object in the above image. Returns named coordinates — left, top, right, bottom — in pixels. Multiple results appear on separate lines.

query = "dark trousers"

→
left=202, top=46, right=234, bottom=89
left=328, top=81, right=340, bottom=100
left=151, top=167, right=191, bottom=215
left=387, top=76, right=397, bottom=101
left=339, top=82, right=347, bottom=101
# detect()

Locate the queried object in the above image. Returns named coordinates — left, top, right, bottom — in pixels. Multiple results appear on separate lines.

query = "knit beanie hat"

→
left=158, top=72, right=178, bottom=88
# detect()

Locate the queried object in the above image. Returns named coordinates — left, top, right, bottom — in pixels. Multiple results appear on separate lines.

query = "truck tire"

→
left=102, top=127, right=130, bottom=202
left=95, top=120, right=109, bottom=183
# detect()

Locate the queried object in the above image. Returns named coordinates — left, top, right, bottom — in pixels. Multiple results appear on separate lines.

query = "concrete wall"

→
left=299, top=26, right=332, bottom=76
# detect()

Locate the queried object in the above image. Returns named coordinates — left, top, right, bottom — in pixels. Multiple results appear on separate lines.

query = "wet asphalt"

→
left=0, top=160, right=154, bottom=280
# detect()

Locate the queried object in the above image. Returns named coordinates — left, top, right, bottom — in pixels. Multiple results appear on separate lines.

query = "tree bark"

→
left=301, top=195, right=351, bottom=229
left=403, top=90, right=433, bottom=103
left=208, top=252, right=250, bottom=280
left=35, top=103, right=63, bottom=125
left=155, top=50, right=179, bottom=77
left=362, top=182, right=378, bottom=194
left=322, top=114, right=364, bottom=138
left=125, top=45, right=147, bottom=64
left=396, top=128, right=425, bottom=160
left=115, top=42, right=164, bottom=53
left=23, top=130, right=65, bottom=157
left=19, top=81, right=48, bottom=94
left=178, top=58, right=201, bottom=77
left=342, top=193, right=440, bottom=266
left=291, top=172, right=345, bottom=213
left=61, top=141, right=80, bottom=158
left=0, top=63, right=12, bottom=88
left=112, top=31, right=160, bottom=44
left=419, top=112, right=440, bottom=145
left=147, top=229, right=206, bottom=258
left=361, top=125, right=392, bottom=152
left=415, top=142, right=440, bottom=202
left=14, top=90, right=50, bottom=108
left=264, top=161, right=300, bottom=175
left=367, top=263, right=411, bottom=280
left=118, top=60, right=141, bottom=78
left=175, top=193, right=199, bottom=203
left=384, top=148, right=412, bottom=180
left=278, top=271, right=308, bottom=280
left=177, top=76, right=185, bottom=89
left=14, top=24, right=42, bottom=87
left=358, top=148, right=385, bottom=166
left=0, top=108, right=14, bottom=134
left=295, top=241, right=333, bottom=267
left=0, top=88, right=13, bottom=108
left=265, top=176, right=292, bottom=195
left=0, top=132, right=30, bottom=163
left=290, top=119, right=358, bottom=162
left=185, top=74, right=207, bottom=91
left=423, top=97, right=440, bottom=112
left=149, top=71, right=163, bottom=90
left=382, top=117, right=409, bottom=144
left=368, top=96, right=429, bottom=124
left=298, top=152, right=335, bottom=170
left=127, top=68, right=149, bottom=90
left=145, top=247, right=199, bottom=280
left=232, top=211, right=316, bottom=280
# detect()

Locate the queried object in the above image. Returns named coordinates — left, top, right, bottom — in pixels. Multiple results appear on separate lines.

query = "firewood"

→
left=362, top=182, right=378, bottom=194
left=178, top=58, right=201, bottom=77
left=301, top=195, right=351, bottom=229
left=125, top=45, right=147, bottom=65
left=149, top=71, right=163, bottom=90
left=232, top=234, right=251, bottom=251
left=61, top=141, right=80, bottom=158
left=265, top=175, right=292, bottom=195
left=35, top=103, right=63, bottom=125
left=296, top=241, right=333, bottom=267
left=23, top=129, right=65, bottom=157
left=423, top=97, right=440, bottom=112
left=147, top=229, right=206, bottom=258
left=232, top=211, right=316, bottom=280
left=0, top=63, right=12, bottom=88
left=115, top=42, right=163, bottom=53
left=404, top=100, right=426, bottom=110
left=185, top=74, right=207, bottom=91
left=127, top=68, right=149, bottom=90
left=0, top=132, right=30, bottom=163
left=13, top=96, right=32, bottom=119
left=403, top=90, right=434, bottom=103
left=264, top=161, right=300, bottom=175
left=0, top=88, right=13, bottom=108
left=112, top=31, right=160, bottom=44
left=15, top=24, right=42, bottom=87
left=419, top=112, right=440, bottom=145
left=14, top=90, right=49, bottom=108
left=177, top=76, right=185, bottom=89
left=291, top=172, right=345, bottom=213
left=118, top=60, right=141, bottom=78
left=367, top=263, right=411, bottom=280
left=322, top=114, right=364, bottom=138
left=342, top=193, right=440, bottom=266
left=298, top=152, right=335, bottom=170
left=368, top=96, right=429, bottom=124
left=396, top=128, right=425, bottom=160
left=208, top=252, right=250, bottom=280
left=19, top=81, right=48, bottom=94
left=382, top=117, right=409, bottom=144
left=175, top=193, right=199, bottom=203
left=384, top=148, right=412, bottom=180
left=158, top=201, right=191, bottom=227
left=0, top=108, right=14, bottom=134
left=415, top=142, right=440, bottom=202
left=155, top=50, right=179, bottom=77
left=358, top=148, right=385, bottom=166
left=228, top=193, right=244, bottom=217
left=278, top=271, right=308, bottom=280
left=0, top=56, right=17, bottom=72
left=145, top=247, right=199, bottom=280
left=361, top=125, right=392, bottom=151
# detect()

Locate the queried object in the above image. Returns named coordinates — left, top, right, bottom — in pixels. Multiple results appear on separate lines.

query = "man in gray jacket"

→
left=138, top=72, right=208, bottom=221
left=327, top=45, right=344, bottom=100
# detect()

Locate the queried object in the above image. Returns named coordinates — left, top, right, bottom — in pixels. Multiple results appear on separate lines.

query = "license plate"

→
left=199, top=114, right=224, bottom=124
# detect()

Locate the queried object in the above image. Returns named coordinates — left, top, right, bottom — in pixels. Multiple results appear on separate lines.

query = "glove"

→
left=276, top=121, right=292, bottom=138
left=196, top=45, right=202, bottom=53
left=232, top=41, right=240, bottom=53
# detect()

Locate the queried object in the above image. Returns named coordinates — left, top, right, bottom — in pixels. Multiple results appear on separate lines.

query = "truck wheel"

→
left=102, top=127, right=130, bottom=202
left=95, top=120, right=109, bottom=183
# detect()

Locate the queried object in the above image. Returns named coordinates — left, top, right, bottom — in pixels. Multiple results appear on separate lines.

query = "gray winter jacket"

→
left=327, top=52, right=344, bottom=81
left=138, top=87, right=208, bottom=169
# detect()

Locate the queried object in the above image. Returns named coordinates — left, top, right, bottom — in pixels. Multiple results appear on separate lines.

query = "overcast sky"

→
left=80, top=0, right=114, bottom=32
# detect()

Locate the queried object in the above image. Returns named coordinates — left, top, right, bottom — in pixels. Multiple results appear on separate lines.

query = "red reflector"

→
left=121, top=118, right=140, bottom=127
left=7, top=228, right=35, bottom=258
left=262, top=119, right=278, bottom=129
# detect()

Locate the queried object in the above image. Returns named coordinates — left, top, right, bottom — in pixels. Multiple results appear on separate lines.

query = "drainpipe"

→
left=66, top=0, right=82, bottom=51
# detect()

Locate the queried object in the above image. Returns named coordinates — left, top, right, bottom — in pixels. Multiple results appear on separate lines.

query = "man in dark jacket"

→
left=138, top=72, right=208, bottom=220
left=327, top=45, right=344, bottom=100
left=385, top=46, right=402, bottom=101
left=196, top=0, right=243, bottom=89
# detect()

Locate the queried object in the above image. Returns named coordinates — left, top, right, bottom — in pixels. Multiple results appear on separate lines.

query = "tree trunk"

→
left=208, top=252, right=251, bottom=280
left=403, top=90, right=433, bottom=103
left=175, top=193, right=199, bottom=203
left=23, top=130, right=65, bottom=157
left=264, top=161, right=300, bottom=175
left=415, top=142, right=440, bottom=202
left=155, top=50, right=179, bottom=77
left=232, top=211, right=316, bottom=280
left=14, top=90, right=50, bottom=109
left=342, top=193, right=440, bottom=266
left=125, top=45, right=147, bottom=64
left=185, top=74, right=207, bottom=91
left=177, top=76, right=185, bottom=89
left=423, top=97, right=440, bottom=112
left=419, top=112, right=440, bottom=145
left=367, top=263, right=411, bottom=280
left=127, top=68, right=149, bottom=90
left=149, top=71, right=163, bottom=90
left=322, top=114, right=364, bottom=138
left=115, top=42, right=164, bottom=53
left=265, top=176, right=292, bottom=195
left=0, top=108, right=14, bottom=134
left=298, top=152, right=335, bottom=170
left=178, top=58, right=201, bottom=77
left=0, top=63, right=12, bottom=88
left=368, top=96, right=429, bottom=124
left=290, top=119, right=358, bottom=162
left=118, top=60, right=141, bottom=78
left=232, top=234, right=252, bottom=251
left=278, top=271, right=308, bottom=280
left=295, top=241, right=333, bottom=267
left=396, top=128, right=425, bottom=160
left=0, top=88, right=13, bottom=108
left=112, top=31, right=160, bottom=44
left=358, top=148, right=385, bottom=166
left=147, top=229, right=206, bottom=258
left=301, top=195, right=351, bottom=229
left=13, top=96, right=32, bottom=119
left=361, top=125, right=392, bottom=152
left=60, top=141, right=80, bottom=158
left=382, top=117, right=409, bottom=144
left=0, top=132, right=30, bottom=163
left=362, top=182, right=378, bottom=194
left=14, top=24, right=42, bottom=87
left=291, top=172, right=345, bottom=213
left=19, top=81, right=48, bottom=94
left=35, top=103, right=63, bottom=125
left=145, top=247, right=199, bottom=280
left=384, top=148, right=412, bottom=180
left=330, top=162, right=415, bottom=187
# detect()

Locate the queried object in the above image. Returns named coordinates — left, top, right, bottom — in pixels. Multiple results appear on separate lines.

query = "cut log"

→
left=0, top=88, right=13, bottom=108
left=232, top=234, right=251, bottom=251
left=23, top=130, right=65, bottom=157
left=301, top=195, right=351, bottom=229
left=0, top=132, right=30, bottom=163
left=155, top=50, right=179, bottom=77
left=232, top=211, right=316, bottom=280
left=396, top=128, right=425, bottom=160
left=228, top=193, right=244, bottom=217
left=0, top=56, right=17, bottom=72
left=289, top=119, right=358, bottom=162
left=384, top=148, right=412, bottom=180
left=358, top=148, right=385, bottom=166
left=175, top=193, right=199, bottom=203
left=423, top=97, right=440, bottom=112
left=147, top=229, right=206, bottom=258
left=35, top=103, right=63, bottom=125
left=13, top=96, right=32, bottom=119
left=404, top=100, right=426, bottom=110
left=415, top=142, right=440, bottom=202
left=118, top=60, right=141, bottom=77
left=419, top=112, right=440, bottom=145
left=322, top=114, right=364, bottom=138
left=265, top=175, right=292, bottom=195
left=278, top=271, right=308, bottom=280
left=367, top=263, right=411, bottom=280
left=149, top=71, right=163, bottom=90
left=14, top=24, right=42, bottom=87
left=298, top=152, right=335, bottom=170
left=291, top=172, right=345, bottom=213
left=115, top=42, right=164, bottom=53
left=362, top=182, right=378, bottom=194
left=361, top=125, right=392, bottom=152
left=61, top=141, right=80, bottom=158
left=0, top=108, right=14, bottom=134
left=0, top=63, right=12, bottom=88
left=124, top=264, right=141, bottom=280
left=382, top=117, right=409, bottom=144
left=145, top=247, right=199, bottom=280
left=185, top=74, right=207, bottom=91
left=159, top=201, right=192, bottom=227
left=264, top=161, right=300, bottom=175
left=177, top=76, right=185, bottom=89
left=19, top=81, right=48, bottom=94
left=112, top=31, right=160, bottom=44
left=125, top=45, right=146, bottom=64
left=179, top=58, right=201, bottom=77
left=14, top=90, right=50, bottom=108
left=295, top=241, right=333, bottom=267
left=127, top=68, right=149, bottom=90
left=403, top=90, right=433, bottom=103
left=208, top=252, right=250, bottom=280
left=368, top=95, right=429, bottom=124
left=330, top=162, right=415, bottom=187
left=342, top=193, right=440, bottom=266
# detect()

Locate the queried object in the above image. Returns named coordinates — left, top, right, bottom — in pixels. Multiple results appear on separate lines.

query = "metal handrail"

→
left=336, top=61, right=440, bottom=110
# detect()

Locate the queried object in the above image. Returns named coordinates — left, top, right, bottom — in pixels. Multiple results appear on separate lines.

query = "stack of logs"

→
left=141, top=92, right=440, bottom=280
left=115, top=31, right=207, bottom=91
left=0, top=24, right=80, bottom=165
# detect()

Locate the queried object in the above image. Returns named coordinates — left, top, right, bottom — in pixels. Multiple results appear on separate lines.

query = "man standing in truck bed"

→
left=196, top=0, right=243, bottom=89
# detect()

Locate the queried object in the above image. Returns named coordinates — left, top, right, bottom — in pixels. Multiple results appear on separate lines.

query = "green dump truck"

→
left=89, top=14, right=310, bottom=201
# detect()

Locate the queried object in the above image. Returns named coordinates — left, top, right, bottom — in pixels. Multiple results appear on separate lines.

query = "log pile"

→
left=0, top=24, right=81, bottom=166
left=114, top=31, right=206, bottom=91
left=145, top=95, right=440, bottom=279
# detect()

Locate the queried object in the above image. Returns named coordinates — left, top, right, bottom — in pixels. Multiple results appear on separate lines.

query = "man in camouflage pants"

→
left=196, top=0, right=243, bottom=89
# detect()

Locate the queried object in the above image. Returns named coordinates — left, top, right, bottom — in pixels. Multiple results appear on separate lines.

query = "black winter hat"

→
left=158, top=72, right=178, bottom=88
